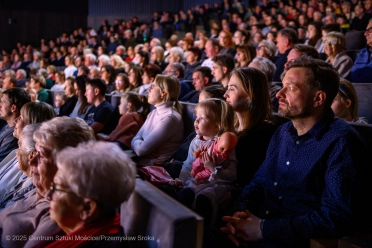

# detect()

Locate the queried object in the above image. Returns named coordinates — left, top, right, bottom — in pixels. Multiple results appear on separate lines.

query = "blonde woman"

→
left=110, top=54, right=125, bottom=74
left=131, top=75, right=184, bottom=166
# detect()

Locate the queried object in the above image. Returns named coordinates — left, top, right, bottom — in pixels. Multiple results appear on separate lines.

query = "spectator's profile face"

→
left=224, top=74, right=249, bottom=112
left=150, top=48, right=157, bottom=62
left=276, top=33, right=288, bottom=54
left=29, top=142, right=57, bottom=197
left=365, top=22, right=372, bottom=47
left=85, top=84, right=96, bottom=104
left=323, top=39, right=342, bottom=57
left=30, top=78, right=38, bottom=89
left=276, top=67, right=314, bottom=119
left=14, top=110, right=27, bottom=138
left=142, top=72, right=151, bottom=85
left=74, top=83, right=81, bottom=98
left=284, top=49, right=302, bottom=69
left=236, top=50, right=247, bottom=63
left=212, top=62, right=225, bottom=82
left=233, top=31, right=243, bottom=46
left=16, top=70, right=23, bottom=80
left=64, top=81, right=75, bottom=96
left=331, top=92, right=350, bottom=119
left=147, top=82, right=164, bottom=105
left=55, top=95, right=64, bottom=108
left=118, top=97, right=129, bottom=115
left=0, top=94, right=12, bottom=120
left=186, top=51, right=197, bottom=64
left=47, top=166, right=84, bottom=229
left=204, top=41, right=215, bottom=58
left=168, top=52, right=178, bottom=63
left=128, top=69, right=136, bottom=85
left=192, top=71, right=208, bottom=91
left=2, top=76, right=13, bottom=90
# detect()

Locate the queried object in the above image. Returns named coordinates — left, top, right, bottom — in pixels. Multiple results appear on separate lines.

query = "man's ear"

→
left=285, top=38, right=290, bottom=46
left=94, top=87, right=100, bottom=96
left=222, top=66, right=228, bottom=74
left=11, top=104, right=17, bottom=113
left=313, top=91, right=326, bottom=108
left=203, top=77, right=209, bottom=85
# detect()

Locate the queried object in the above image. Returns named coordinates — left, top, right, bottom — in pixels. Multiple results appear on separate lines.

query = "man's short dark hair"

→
left=208, top=38, right=221, bottom=51
left=144, top=64, right=162, bottom=79
left=86, top=78, right=107, bottom=97
left=3, top=88, right=31, bottom=112
left=285, top=57, right=339, bottom=108
left=194, top=66, right=213, bottom=83
left=170, top=62, right=185, bottom=78
left=212, top=54, right=235, bottom=74
left=293, top=44, right=320, bottom=59
left=7, top=76, right=16, bottom=86
left=278, top=28, right=299, bottom=45
left=79, top=66, right=90, bottom=75
left=321, top=23, right=341, bottom=33
left=187, top=47, right=202, bottom=61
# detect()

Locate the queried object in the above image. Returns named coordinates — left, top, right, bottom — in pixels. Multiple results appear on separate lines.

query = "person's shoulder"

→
left=100, top=100, right=114, bottom=110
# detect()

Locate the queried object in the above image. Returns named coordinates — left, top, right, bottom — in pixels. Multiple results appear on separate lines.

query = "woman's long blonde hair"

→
left=153, top=75, right=182, bottom=114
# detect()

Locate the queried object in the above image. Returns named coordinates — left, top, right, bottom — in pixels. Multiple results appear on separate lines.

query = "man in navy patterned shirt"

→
left=220, top=57, right=371, bottom=247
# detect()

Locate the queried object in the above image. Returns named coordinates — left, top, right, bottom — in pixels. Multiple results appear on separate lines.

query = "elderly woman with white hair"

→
left=255, top=39, right=277, bottom=61
left=168, top=46, right=184, bottom=64
left=0, top=117, right=95, bottom=248
left=150, top=45, right=167, bottom=70
left=32, top=141, right=136, bottom=247
left=323, top=31, right=353, bottom=79
left=0, top=123, right=40, bottom=209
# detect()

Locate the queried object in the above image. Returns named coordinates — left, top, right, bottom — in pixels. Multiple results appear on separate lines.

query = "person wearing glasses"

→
left=0, top=124, right=40, bottom=210
left=255, top=39, right=277, bottom=62
left=331, top=79, right=368, bottom=123
left=218, top=30, right=236, bottom=57
left=0, top=117, right=95, bottom=248
left=32, top=141, right=136, bottom=247
left=348, top=19, right=372, bottom=83
left=0, top=102, right=55, bottom=209
left=323, top=32, right=353, bottom=79
left=100, top=64, right=117, bottom=94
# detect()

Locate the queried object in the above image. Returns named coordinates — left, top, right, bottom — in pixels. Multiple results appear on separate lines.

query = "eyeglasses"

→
left=49, top=182, right=75, bottom=196
left=163, top=70, right=176, bottom=75
left=365, top=27, right=372, bottom=34
left=323, top=40, right=338, bottom=45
